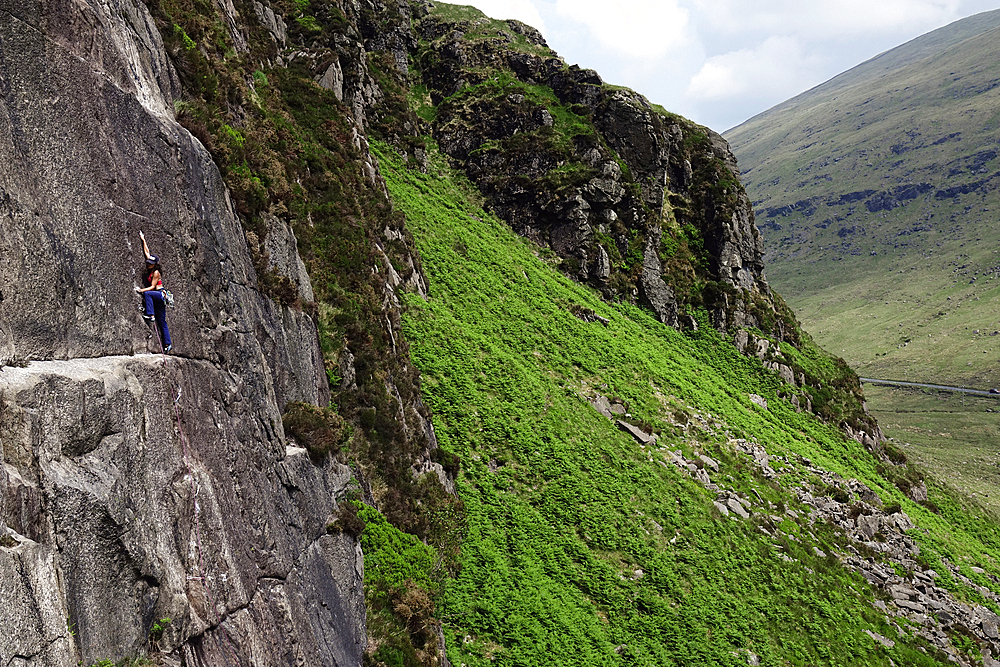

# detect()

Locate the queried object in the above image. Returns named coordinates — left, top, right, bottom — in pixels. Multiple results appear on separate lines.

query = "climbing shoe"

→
left=164, top=344, right=173, bottom=353
left=142, top=314, right=154, bottom=322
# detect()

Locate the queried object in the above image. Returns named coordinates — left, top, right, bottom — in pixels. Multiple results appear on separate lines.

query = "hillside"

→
left=380, top=140, right=1000, bottom=667
left=4, top=1, right=1000, bottom=666
left=725, top=10, right=1000, bottom=390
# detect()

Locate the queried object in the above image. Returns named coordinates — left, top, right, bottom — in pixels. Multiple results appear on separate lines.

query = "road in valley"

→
left=860, top=377, right=1000, bottom=397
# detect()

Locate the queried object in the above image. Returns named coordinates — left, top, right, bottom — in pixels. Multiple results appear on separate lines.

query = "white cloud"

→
left=693, top=0, right=963, bottom=40
left=685, top=35, right=822, bottom=103
left=554, top=0, right=693, bottom=58
left=461, top=0, right=548, bottom=33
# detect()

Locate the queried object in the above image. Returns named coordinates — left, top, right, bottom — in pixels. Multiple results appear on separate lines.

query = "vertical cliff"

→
left=0, top=1, right=365, bottom=664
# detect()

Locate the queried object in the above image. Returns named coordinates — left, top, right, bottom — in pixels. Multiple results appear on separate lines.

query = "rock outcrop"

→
left=734, top=328, right=884, bottom=446
left=411, top=13, right=769, bottom=333
left=0, top=0, right=364, bottom=664
left=1, top=357, right=364, bottom=666
left=639, top=400, right=1000, bottom=667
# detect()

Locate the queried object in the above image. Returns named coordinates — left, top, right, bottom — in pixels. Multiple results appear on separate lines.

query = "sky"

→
left=455, top=0, right=999, bottom=132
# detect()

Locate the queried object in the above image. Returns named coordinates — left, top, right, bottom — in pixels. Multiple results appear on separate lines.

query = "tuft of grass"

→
left=422, top=3, right=554, bottom=58
left=282, top=401, right=347, bottom=461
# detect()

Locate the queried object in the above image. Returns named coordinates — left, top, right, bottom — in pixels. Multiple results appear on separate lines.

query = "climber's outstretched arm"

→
left=139, top=230, right=154, bottom=262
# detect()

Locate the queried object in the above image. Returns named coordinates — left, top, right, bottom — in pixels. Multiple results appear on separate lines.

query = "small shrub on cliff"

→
left=282, top=402, right=346, bottom=461
left=882, top=440, right=909, bottom=465
left=700, top=279, right=737, bottom=311
left=920, top=498, right=941, bottom=514
left=884, top=502, right=903, bottom=515
left=430, top=446, right=460, bottom=477
left=149, top=617, right=171, bottom=643
left=823, top=484, right=851, bottom=504
left=877, top=460, right=924, bottom=497
left=328, top=500, right=367, bottom=537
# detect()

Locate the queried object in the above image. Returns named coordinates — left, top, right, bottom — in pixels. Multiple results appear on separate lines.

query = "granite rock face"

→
left=0, top=0, right=324, bottom=406
left=1, top=357, right=364, bottom=667
left=0, top=0, right=364, bottom=664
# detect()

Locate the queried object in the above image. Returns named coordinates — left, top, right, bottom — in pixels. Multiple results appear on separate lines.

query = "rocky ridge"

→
left=735, top=329, right=886, bottom=451
left=408, top=5, right=769, bottom=334
left=397, top=4, right=884, bottom=448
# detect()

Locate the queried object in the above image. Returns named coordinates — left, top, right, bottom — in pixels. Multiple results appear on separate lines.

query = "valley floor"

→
left=866, top=385, right=1000, bottom=516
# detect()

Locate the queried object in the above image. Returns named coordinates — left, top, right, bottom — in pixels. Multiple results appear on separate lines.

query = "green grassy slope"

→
left=404, top=1, right=880, bottom=443
left=725, top=11, right=1000, bottom=390
left=145, top=1, right=1000, bottom=663
left=378, top=141, right=1000, bottom=667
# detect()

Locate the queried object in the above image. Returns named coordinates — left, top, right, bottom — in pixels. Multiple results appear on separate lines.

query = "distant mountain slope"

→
left=726, top=10, right=1000, bottom=388
left=734, top=9, right=1000, bottom=130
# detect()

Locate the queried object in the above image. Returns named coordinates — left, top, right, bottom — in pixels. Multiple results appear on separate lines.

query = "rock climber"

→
left=135, top=231, right=172, bottom=353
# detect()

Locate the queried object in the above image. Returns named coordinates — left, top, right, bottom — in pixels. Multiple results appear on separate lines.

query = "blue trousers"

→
left=143, top=290, right=172, bottom=348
